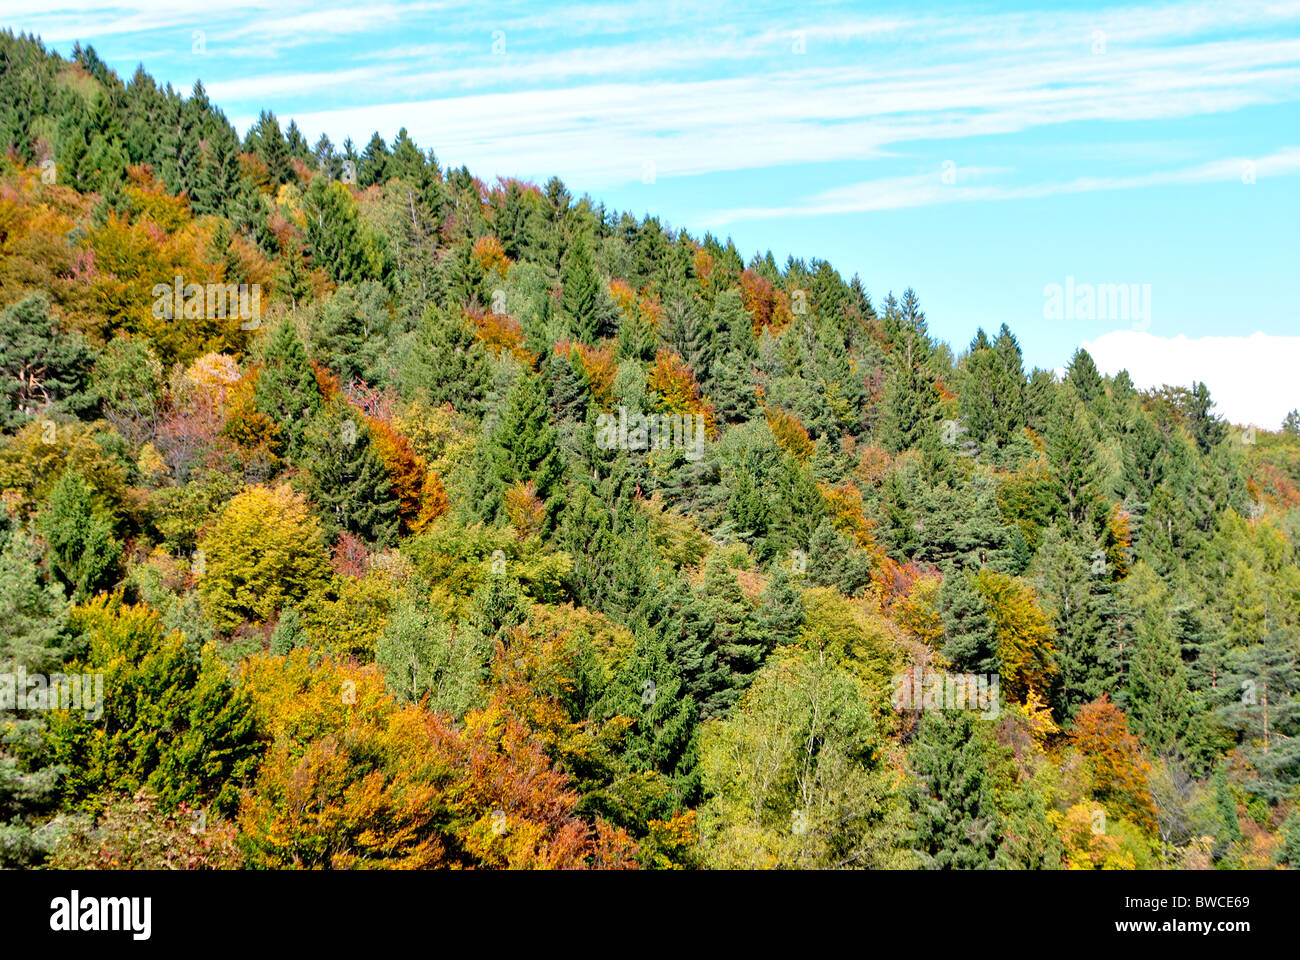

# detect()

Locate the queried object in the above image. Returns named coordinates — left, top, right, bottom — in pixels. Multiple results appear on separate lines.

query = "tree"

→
left=472, top=371, right=564, bottom=530
left=560, top=232, right=613, bottom=342
left=1070, top=695, right=1158, bottom=834
left=46, top=596, right=264, bottom=815
left=0, top=531, right=70, bottom=866
left=1282, top=409, right=1300, bottom=438
left=0, top=294, right=97, bottom=430
left=1188, top=380, right=1228, bottom=454
left=197, top=484, right=331, bottom=631
left=401, top=306, right=491, bottom=415
left=300, top=406, right=401, bottom=546
left=878, top=291, right=940, bottom=453
left=700, top=651, right=911, bottom=868
left=756, top=563, right=805, bottom=649
left=907, top=709, right=1004, bottom=869
left=38, top=470, right=121, bottom=602
left=253, top=320, right=321, bottom=457
left=696, top=554, right=766, bottom=694
left=375, top=589, right=488, bottom=718
left=938, top=568, right=999, bottom=675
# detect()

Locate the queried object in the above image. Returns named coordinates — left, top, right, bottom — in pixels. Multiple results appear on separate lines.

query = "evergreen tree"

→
left=938, top=568, right=999, bottom=675
left=38, top=470, right=121, bottom=601
left=878, top=291, right=939, bottom=453
left=401, top=305, right=490, bottom=415
left=0, top=531, right=71, bottom=866
left=300, top=406, right=401, bottom=546
left=560, top=232, right=612, bottom=341
left=908, top=709, right=1004, bottom=869
left=359, top=131, right=390, bottom=187
left=253, top=319, right=322, bottom=458
left=472, top=371, right=565, bottom=529
left=0, top=294, right=97, bottom=430
left=696, top=554, right=766, bottom=698
left=1188, top=381, right=1228, bottom=454
left=756, top=563, right=805, bottom=648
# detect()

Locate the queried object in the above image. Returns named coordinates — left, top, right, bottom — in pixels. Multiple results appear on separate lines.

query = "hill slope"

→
left=2, top=31, right=1300, bottom=870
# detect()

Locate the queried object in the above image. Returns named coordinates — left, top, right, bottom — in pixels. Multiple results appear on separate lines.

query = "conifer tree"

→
left=938, top=568, right=999, bottom=674
left=401, top=305, right=490, bottom=415
left=301, top=406, right=401, bottom=546
left=253, top=319, right=322, bottom=457
left=756, top=563, right=805, bottom=648
left=908, top=709, right=1004, bottom=869
left=38, top=470, right=121, bottom=602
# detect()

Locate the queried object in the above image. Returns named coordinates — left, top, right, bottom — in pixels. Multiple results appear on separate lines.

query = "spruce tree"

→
left=254, top=319, right=322, bottom=458
left=401, top=305, right=490, bottom=415
left=908, top=709, right=1004, bottom=869
left=561, top=232, right=611, bottom=341
left=300, top=406, right=401, bottom=546
left=938, top=568, right=999, bottom=674
left=38, top=470, right=121, bottom=601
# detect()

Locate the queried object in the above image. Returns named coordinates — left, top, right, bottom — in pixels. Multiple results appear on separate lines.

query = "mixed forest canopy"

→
left=2, top=30, right=1300, bottom=870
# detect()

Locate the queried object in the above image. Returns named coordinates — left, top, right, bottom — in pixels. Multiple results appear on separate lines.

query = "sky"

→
left=5, top=0, right=1299, bottom=427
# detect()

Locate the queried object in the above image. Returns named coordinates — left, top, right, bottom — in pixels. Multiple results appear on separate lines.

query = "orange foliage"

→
left=1070, top=695, right=1158, bottom=835
left=819, top=480, right=878, bottom=550
left=556, top=340, right=617, bottom=409
left=467, top=305, right=535, bottom=366
left=237, top=652, right=637, bottom=869
left=367, top=417, right=428, bottom=534
left=472, top=234, right=511, bottom=278
left=856, top=444, right=893, bottom=486
left=504, top=480, right=546, bottom=539
left=649, top=349, right=717, bottom=436
left=765, top=407, right=814, bottom=463
left=739, top=269, right=793, bottom=334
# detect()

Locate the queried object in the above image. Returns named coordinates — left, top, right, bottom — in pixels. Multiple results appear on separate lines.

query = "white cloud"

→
left=704, top=147, right=1300, bottom=223
left=1080, top=330, right=1300, bottom=428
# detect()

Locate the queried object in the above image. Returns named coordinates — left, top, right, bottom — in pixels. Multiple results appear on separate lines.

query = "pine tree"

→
left=38, top=470, right=121, bottom=602
left=250, top=110, right=291, bottom=186
left=401, top=305, right=490, bottom=415
left=0, top=294, right=97, bottom=430
left=1065, top=348, right=1103, bottom=409
left=359, top=131, right=390, bottom=187
left=908, top=709, right=1004, bottom=869
left=1121, top=564, right=1196, bottom=759
left=253, top=319, right=322, bottom=458
left=1188, top=381, right=1228, bottom=454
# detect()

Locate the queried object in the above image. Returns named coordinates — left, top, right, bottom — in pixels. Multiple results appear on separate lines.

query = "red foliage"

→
left=331, top=531, right=371, bottom=579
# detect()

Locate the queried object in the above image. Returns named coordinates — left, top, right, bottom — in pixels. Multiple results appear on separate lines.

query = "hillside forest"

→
left=2, top=32, right=1300, bottom=870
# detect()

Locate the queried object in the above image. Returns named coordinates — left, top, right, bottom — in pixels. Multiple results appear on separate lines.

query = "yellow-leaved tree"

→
left=197, top=483, right=330, bottom=631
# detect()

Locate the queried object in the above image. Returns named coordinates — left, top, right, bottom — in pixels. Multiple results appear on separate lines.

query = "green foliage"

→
left=38, top=469, right=121, bottom=601
left=46, top=596, right=265, bottom=816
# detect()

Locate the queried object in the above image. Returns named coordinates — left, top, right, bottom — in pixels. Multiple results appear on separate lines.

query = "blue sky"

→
left=7, top=0, right=1300, bottom=426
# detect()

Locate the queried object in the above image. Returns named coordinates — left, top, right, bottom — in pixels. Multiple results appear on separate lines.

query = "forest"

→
left=1, top=30, right=1299, bottom=870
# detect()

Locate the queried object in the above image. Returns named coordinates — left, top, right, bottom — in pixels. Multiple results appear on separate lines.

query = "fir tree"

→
left=908, top=709, right=1004, bottom=869
left=253, top=319, right=322, bottom=458
left=300, top=406, right=401, bottom=546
